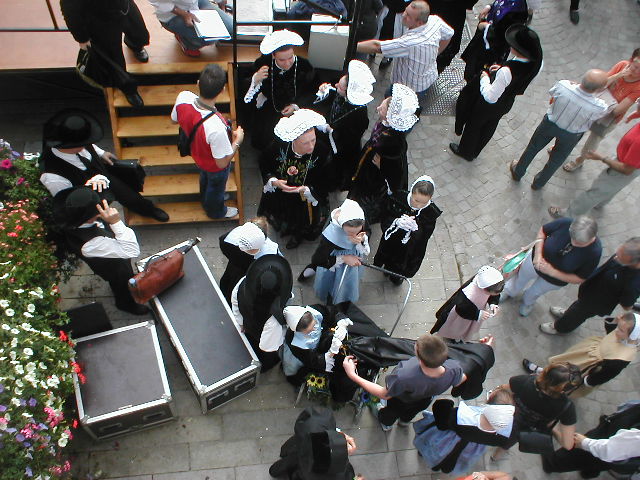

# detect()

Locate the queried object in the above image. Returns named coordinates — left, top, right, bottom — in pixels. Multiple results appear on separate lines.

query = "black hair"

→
left=412, top=180, right=434, bottom=197
left=485, top=280, right=505, bottom=294
left=199, top=64, right=227, bottom=99
left=342, top=219, right=364, bottom=229
left=273, top=45, right=295, bottom=54
left=296, top=311, right=315, bottom=332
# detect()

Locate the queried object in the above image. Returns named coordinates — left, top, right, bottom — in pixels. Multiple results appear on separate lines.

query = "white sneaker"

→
left=539, top=322, right=560, bottom=335
left=224, top=207, right=238, bottom=218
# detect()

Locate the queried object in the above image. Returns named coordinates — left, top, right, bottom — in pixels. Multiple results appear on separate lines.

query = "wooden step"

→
left=143, top=172, right=236, bottom=196
left=113, top=84, right=230, bottom=108
left=126, top=200, right=239, bottom=226
left=122, top=145, right=238, bottom=167
left=117, top=114, right=231, bottom=138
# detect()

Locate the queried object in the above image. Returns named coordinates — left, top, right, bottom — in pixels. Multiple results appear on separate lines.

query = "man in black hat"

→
left=56, top=187, right=149, bottom=315
left=269, top=406, right=357, bottom=480
left=230, top=254, right=293, bottom=372
left=451, top=24, right=543, bottom=162
left=60, top=0, right=149, bottom=107
left=40, top=109, right=169, bottom=223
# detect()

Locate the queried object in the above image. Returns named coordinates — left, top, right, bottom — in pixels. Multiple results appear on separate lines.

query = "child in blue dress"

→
left=299, top=198, right=369, bottom=304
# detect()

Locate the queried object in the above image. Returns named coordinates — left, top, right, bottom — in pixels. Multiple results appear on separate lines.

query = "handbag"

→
left=500, top=239, right=540, bottom=279
left=128, top=238, right=200, bottom=304
left=75, top=45, right=131, bottom=90
left=177, top=111, right=215, bottom=157
left=518, top=399, right=572, bottom=454
left=106, top=159, right=146, bottom=192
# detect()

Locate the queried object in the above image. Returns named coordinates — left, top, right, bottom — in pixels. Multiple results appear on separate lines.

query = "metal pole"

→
left=344, top=0, right=364, bottom=69
left=45, top=0, right=60, bottom=30
left=232, top=0, right=238, bottom=120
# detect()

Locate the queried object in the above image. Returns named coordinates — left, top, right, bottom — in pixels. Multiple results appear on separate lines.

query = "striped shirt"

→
left=547, top=80, right=610, bottom=133
left=380, top=15, right=454, bottom=93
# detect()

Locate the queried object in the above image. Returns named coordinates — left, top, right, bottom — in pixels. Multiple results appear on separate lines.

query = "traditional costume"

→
left=413, top=399, right=514, bottom=475
left=269, top=407, right=355, bottom=480
left=374, top=175, right=442, bottom=280
left=453, top=24, right=543, bottom=161
left=311, top=199, right=370, bottom=305
left=257, top=109, right=332, bottom=248
left=244, top=30, right=316, bottom=149
left=230, top=254, right=293, bottom=372
left=461, top=0, right=530, bottom=81
left=314, top=60, right=376, bottom=190
left=219, top=221, right=281, bottom=303
left=348, top=83, right=418, bottom=224
left=431, top=266, right=503, bottom=342
left=548, top=316, right=639, bottom=396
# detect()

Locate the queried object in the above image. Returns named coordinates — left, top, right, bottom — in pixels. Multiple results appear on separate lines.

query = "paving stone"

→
left=153, top=468, right=235, bottom=480
left=88, top=443, right=189, bottom=478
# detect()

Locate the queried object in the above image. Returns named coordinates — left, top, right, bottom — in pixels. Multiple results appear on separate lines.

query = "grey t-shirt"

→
left=385, top=358, right=464, bottom=403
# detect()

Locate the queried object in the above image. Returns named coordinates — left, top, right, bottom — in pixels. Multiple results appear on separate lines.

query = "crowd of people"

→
left=46, top=0, right=640, bottom=478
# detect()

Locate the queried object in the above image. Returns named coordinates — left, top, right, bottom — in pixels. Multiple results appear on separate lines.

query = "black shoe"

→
left=541, top=454, right=553, bottom=474
left=132, top=48, right=149, bottom=63
left=379, top=57, right=392, bottom=69
left=125, top=92, right=144, bottom=108
left=389, top=274, right=403, bottom=286
left=269, top=459, right=288, bottom=477
left=118, top=303, right=150, bottom=315
left=286, top=236, right=301, bottom=249
left=569, top=9, right=580, bottom=24
left=522, top=358, right=540, bottom=374
left=149, top=207, right=169, bottom=222
left=449, top=142, right=474, bottom=162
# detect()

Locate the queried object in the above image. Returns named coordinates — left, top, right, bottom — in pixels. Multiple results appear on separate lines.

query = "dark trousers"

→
left=457, top=111, right=504, bottom=159
left=378, top=396, right=433, bottom=426
left=512, top=115, right=584, bottom=188
left=543, top=446, right=625, bottom=478
left=570, top=0, right=580, bottom=10
left=108, top=174, right=156, bottom=217
left=88, top=257, right=139, bottom=311
left=554, top=299, right=601, bottom=333
left=87, top=0, right=149, bottom=94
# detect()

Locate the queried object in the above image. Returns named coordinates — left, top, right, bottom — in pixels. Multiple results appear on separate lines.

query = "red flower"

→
left=0, top=159, right=12, bottom=169
left=7, top=232, right=17, bottom=238
left=58, top=331, right=68, bottom=342
left=16, top=177, right=25, bottom=185
left=287, top=166, right=299, bottom=176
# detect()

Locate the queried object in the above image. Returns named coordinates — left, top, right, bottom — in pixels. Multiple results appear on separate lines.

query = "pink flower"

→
left=0, top=159, right=12, bottom=169
left=287, top=165, right=299, bottom=176
left=16, top=177, right=25, bottom=185
left=7, top=232, right=17, bottom=238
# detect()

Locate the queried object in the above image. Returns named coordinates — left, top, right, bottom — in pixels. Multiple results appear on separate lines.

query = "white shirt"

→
left=479, top=57, right=533, bottom=104
left=150, top=0, right=199, bottom=23
left=40, top=145, right=106, bottom=197
left=380, top=15, right=454, bottom=93
left=171, top=91, right=234, bottom=160
left=546, top=80, right=611, bottom=133
left=80, top=220, right=140, bottom=259
left=581, top=428, right=640, bottom=463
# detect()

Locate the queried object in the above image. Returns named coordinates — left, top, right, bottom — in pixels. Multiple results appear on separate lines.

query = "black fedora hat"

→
left=43, top=109, right=103, bottom=149
left=299, top=429, right=349, bottom=477
left=240, top=254, right=293, bottom=323
left=53, top=187, right=102, bottom=228
left=505, top=24, right=542, bottom=60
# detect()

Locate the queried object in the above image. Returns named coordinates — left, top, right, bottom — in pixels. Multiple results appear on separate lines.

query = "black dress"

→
left=374, top=191, right=442, bottom=278
left=247, top=55, right=316, bottom=149
left=315, top=91, right=370, bottom=190
left=429, top=0, right=480, bottom=72
left=348, top=122, right=409, bottom=224
left=257, top=138, right=331, bottom=242
left=218, top=229, right=254, bottom=303
left=460, top=0, right=529, bottom=81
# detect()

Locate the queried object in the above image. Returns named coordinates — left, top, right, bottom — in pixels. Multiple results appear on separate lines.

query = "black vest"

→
left=65, top=223, right=128, bottom=282
left=503, top=58, right=540, bottom=97
left=41, top=145, right=108, bottom=188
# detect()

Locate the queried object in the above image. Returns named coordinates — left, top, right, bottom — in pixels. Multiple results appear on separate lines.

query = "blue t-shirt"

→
left=535, top=218, right=602, bottom=286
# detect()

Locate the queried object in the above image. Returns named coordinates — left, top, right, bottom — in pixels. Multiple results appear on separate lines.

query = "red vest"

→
left=176, top=104, right=231, bottom=172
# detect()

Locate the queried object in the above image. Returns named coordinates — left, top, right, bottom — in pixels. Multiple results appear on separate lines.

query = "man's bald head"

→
left=411, top=0, right=430, bottom=23
left=581, top=69, right=608, bottom=93
left=402, top=0, right=430, bottom=29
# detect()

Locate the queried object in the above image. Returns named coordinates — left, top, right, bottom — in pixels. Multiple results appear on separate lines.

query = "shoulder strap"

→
left=188, top=111, right=216, bottom=147
left=548, top=399, right=572, bottom=429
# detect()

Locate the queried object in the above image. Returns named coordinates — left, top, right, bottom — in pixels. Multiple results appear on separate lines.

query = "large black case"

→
left=73, top=321, right=175, bottom=440
left=138, top=242, right=261, bottom=414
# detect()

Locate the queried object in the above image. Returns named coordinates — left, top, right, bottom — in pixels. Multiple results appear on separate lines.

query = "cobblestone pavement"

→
left=9, top=0, right=640, bottom=478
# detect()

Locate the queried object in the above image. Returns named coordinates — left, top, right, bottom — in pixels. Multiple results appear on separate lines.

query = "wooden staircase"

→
left=104, top=60, right=244, bottom=226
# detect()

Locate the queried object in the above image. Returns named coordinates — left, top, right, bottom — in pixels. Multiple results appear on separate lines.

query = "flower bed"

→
left=0, top=140, right=76, bottom=479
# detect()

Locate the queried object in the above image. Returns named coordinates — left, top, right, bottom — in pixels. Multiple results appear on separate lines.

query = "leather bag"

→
left=128, top=238, right=200, bottom=304
left=106, top=159, right=146, bottom=192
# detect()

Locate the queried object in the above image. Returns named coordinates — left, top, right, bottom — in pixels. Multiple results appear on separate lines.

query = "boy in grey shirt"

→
left=343, top=334, right=466, bottom=431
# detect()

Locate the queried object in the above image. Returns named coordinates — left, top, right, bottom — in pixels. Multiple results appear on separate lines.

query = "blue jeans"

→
left=512, top=115, right=584, bottom=188
left=162, top=0, right=233, bottom=50
left=199, top=166, right=230, bottom=218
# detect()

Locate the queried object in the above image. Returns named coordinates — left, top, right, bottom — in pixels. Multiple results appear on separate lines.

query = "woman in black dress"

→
left=257, top=109, right=332, bottom=249
left=348, top=83, right=419, bottom=224
left=244, top=29, right=316, bottom=149
left=374, top=175, right=442, bottom=285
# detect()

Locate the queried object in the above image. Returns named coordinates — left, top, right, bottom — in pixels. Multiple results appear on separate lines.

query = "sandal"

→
left=563, top=159, right=584, bottom=172
left=547, top=206, right=566, bottom=218
left=522, top=358, right=540, bottom=374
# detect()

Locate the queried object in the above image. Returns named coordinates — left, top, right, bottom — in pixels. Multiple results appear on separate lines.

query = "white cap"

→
left=482, top=404, right=515, bottom=430
left=332, top=198, right=365, bottom=227
left=346, top=60, right=376, bottom=106
left=283, top=305, right=311, bottom=331
left=236, top=222, right=266, bottom=252
left=386, top=83, right=419, bottom=132
left=476, top=265, right=503, bottom=289
left=260, top=29, right=304, bottom=55
left=274, top=109, right=326, bottom=142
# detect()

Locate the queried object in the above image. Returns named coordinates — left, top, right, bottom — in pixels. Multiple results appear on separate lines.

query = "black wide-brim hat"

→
left=505, top=24, right=542, bottom=61
left=43, top=108, right=104, bottom=149
left=241, top=254, right=293, bottom=323
left=299, top=429, right=349, bottom=478
left=53, top=186, right=103, bottom=228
